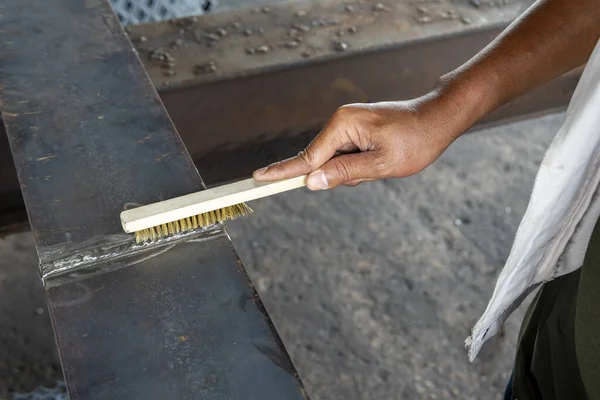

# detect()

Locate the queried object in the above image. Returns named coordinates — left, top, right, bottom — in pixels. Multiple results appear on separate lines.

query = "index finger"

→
left=253, top=120, right=348, bottom=181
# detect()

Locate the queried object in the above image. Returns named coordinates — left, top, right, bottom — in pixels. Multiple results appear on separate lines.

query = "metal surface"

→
left=46, top=234, right=307, bottom=400
left=0, top=0, right=581, bottom=225
left=0, top=0, right=307, bottom=398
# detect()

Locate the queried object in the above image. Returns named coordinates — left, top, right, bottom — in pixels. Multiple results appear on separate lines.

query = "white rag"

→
left=466, top=39, right=600, bottom=361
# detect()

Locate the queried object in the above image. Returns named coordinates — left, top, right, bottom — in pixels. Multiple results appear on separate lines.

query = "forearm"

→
left=433, top=0, right=600, bottom=139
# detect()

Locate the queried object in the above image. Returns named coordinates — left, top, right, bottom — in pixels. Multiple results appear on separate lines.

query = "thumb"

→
left=306, top=151, right=382, bottom=190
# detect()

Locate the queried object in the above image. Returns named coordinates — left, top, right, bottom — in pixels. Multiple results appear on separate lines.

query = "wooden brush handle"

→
left=121, top=175, right=307, bottom=233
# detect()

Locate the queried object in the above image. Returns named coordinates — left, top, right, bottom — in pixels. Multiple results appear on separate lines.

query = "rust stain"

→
left=37, top=155, right=57, bottom=161
left=179, top=335, right=188, bottom=342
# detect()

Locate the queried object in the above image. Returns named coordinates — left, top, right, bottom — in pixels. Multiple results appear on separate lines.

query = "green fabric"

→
left=513, top=220, right=600, bottom=400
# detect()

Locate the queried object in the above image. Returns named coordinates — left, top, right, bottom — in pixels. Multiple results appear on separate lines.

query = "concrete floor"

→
left=0, top=114, right=561, bottom=399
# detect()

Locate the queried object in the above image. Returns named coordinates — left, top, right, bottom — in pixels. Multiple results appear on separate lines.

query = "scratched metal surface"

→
left=0, top=0, right=203, bottom=250
left=46, top=235, right=306, bottom=399
left=0, top=0, right=307, bottom=398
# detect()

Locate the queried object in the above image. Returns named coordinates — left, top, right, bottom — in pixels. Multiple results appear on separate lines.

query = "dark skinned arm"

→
left=254, top=0, right=600, bottom=190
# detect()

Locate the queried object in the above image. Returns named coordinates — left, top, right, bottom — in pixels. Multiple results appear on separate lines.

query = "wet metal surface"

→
left=0, top=0, right=307, bottom=398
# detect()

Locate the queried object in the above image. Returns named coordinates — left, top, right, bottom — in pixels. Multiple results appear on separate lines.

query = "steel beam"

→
left=0, top=1, right=307, bottom=399
left=130, top=0, right=577, bottom=183
left=0, top=0, right=579, bottom=224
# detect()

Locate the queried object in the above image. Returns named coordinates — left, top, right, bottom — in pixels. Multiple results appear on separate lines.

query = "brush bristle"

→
left=134, top=203, right=253, bottom=243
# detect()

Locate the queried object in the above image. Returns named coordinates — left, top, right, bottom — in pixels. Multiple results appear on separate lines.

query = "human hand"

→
left=253, top=94, right=469, bottom=190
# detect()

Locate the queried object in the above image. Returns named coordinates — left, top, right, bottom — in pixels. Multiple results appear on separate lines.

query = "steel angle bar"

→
left=0, top=0, right=307, bottom=399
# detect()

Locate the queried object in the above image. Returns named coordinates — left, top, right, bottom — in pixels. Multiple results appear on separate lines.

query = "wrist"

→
left=430, top=67, right=500, bottom=138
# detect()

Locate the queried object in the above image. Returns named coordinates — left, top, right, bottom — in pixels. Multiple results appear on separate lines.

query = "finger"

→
left=254, top=119, right=350, bottom=181
left=306, top=152, right=383, bottom=190
left=344, top=179, right=363, bottom=187
left=334, top=143, right=360, bottom=155
left=344, top=177, right=376, bottom=187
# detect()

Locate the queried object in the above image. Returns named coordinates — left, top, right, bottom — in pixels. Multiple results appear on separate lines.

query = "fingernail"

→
left=254, top=167, right=268, bottom=177
left=307, top=170, right=328, bottom=190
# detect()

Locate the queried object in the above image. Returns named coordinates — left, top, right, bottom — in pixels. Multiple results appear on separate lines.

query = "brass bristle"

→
left=133, top=202, right=254, bottom=244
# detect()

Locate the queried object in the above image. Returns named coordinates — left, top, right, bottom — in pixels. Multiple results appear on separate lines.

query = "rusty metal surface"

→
left=0, top=0, right=580, bottom=224
left=0, top=0, right=307, bottom=398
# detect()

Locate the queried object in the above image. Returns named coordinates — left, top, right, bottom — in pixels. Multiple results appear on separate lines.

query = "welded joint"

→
left=39, top=225, right=225, bottom=287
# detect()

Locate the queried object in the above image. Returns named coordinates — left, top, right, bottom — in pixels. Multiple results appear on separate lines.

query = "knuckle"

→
left=374, top=158, right=392, bottom=172
left=372, top=154, right=397, bottom=176
left=336, top=104, right=354, bottom=113
left=265, top=160, right=282, bottom=171
left=296, top=149, right=315, bottom=167
left=335, top=104, right=361, bottom=120
left=333, top=161, right=352, bottom=181
left=337, top=104, right=384, bottom=132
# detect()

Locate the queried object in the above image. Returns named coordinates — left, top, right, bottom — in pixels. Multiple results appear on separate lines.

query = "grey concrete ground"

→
left=0, top=114, right=560, bottom=399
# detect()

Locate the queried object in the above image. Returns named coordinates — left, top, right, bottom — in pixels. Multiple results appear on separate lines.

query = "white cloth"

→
left=466, top=39, right=600, bottom=361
